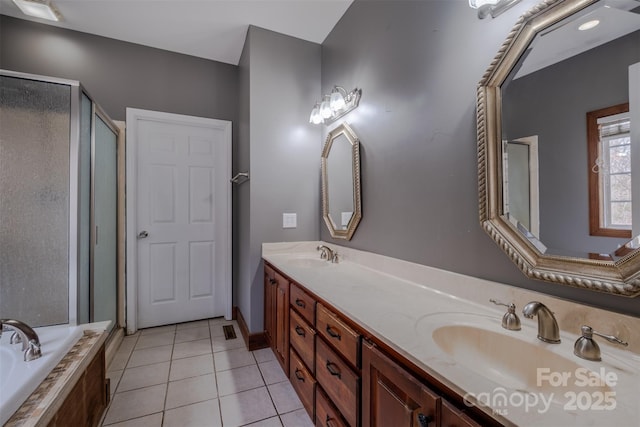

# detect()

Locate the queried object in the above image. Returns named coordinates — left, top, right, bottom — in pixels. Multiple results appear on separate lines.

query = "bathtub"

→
left=0, top=324, right=84, bottom=425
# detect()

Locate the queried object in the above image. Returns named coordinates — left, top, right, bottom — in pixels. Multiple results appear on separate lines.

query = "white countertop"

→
left=263, top=242, right=640, bottom=427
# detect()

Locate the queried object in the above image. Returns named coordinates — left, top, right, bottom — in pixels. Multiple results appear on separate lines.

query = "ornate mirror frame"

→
left=321, top=122, right=362, bottom=240
left=477, top=0, right=640, bottom=296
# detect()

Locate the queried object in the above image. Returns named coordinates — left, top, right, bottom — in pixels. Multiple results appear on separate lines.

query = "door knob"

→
left=137, top=230, right=149, bottom=239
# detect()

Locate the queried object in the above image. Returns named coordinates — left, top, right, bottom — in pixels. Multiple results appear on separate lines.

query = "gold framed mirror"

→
left=477, top=0, right=640, bottom=296
left=322, top=122, right=362, bottom=240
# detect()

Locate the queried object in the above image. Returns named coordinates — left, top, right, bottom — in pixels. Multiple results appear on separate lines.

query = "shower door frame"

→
left=0, top=69, right=120, bottom=328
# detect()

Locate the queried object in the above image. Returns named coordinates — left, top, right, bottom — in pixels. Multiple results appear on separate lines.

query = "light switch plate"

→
left=283, top=213, right=297, bottom=229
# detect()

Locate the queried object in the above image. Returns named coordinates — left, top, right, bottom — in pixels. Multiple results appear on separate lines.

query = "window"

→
left=587, top=103, right=632, bottom=238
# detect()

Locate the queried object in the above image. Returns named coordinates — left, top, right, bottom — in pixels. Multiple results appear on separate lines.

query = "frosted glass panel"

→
left=92, top=115, right=117, bottom=329
left=78, top=93, right=92, bottom=324
left=0, top=76, right=71, bottom=326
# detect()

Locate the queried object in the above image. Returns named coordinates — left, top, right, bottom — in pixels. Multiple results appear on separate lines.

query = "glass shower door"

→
left=92, top=112, right=117, bottom=329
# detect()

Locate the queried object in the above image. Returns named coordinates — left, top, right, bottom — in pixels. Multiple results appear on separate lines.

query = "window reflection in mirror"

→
left=587, top=103, right=632, bottom=239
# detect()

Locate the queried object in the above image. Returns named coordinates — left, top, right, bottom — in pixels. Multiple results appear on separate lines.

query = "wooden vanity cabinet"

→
left=362, top=340, right=439, bottom=427
left=263, top=261, right=493, bottom=427
left=264, top=264, right=289, bottom=372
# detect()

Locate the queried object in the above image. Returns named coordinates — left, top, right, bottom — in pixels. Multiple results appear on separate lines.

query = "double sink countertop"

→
left=262, top=241, right=640, bottom=427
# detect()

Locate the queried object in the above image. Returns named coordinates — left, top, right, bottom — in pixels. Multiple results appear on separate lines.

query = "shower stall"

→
left=0, top=70, right=119, bottom=331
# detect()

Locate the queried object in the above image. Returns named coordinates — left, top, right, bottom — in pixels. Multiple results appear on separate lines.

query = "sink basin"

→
left=416, top=312, right=625, bottom=407
left=286, top=258, right=329, bottom=268
left=431, top=324, right=610, bottom=396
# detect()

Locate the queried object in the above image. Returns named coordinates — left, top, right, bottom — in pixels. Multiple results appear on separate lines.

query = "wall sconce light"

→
left=309, top=86, right=361, bottom=125
left=469, top=0, right=521, bottom=19
left=12, top=0, right=62, bottom=21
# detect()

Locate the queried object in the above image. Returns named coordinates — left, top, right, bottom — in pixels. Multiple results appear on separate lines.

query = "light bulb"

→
left=309, top=104, right=323, bottom=124
left=320, top=99, right=333, bottom=119
left=329, top=89, right=346, bottom=111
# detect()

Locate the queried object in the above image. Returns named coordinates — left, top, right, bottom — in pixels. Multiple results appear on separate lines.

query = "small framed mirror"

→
left=477, top=0, right=640, bottom=296
left=321, top=122, right=362, bottom=240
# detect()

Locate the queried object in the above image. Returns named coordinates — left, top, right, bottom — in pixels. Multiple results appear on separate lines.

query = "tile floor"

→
left=101, top=318, right=314, bottom=427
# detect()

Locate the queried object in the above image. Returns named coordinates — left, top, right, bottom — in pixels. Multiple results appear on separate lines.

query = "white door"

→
left=126, top=108, right=231, bottom=331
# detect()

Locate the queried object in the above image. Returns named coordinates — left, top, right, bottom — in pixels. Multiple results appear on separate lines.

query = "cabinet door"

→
left=264, top=265, right=277, bottom=346
left=362, top=341, right=440, bottom=427
left=275, top=271, right=290, bottom=373
left=441, top=401, right=482, bottom=427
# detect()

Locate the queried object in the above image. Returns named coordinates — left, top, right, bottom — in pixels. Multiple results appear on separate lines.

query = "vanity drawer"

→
left=290, top=348, right=316, bottom=421
left=290, top=283, right=316, bottom=325
left=290, top=308, right=315, bottom=373
left=316, top=387, right=348, bottom=427
left=317, top=303, right=360, bottom=368
left=315, top=337, right=359, bottom=427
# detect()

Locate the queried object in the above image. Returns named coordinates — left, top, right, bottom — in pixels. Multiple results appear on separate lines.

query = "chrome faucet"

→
left=522, top=302, right=561, bottom=343
left=1, top=319, right=42, bottom=361
left=317, top=245, right=338, bottom=263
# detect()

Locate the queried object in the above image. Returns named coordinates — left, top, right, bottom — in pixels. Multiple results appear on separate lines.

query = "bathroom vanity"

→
left=263, top=242, right=640, bottom=427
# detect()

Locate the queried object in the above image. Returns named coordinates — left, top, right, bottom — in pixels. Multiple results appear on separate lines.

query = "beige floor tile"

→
left=245, top=417, right=283, bottom=427
left=106, top=369, right=123, bottom=397
left=208, top=316, right=228, bottom=326
left=258, top=360, right=288, bottom=385
left=176, top=319, right=210, bottom=330
left=109, top=347, right=133, bottom=371
left=102, top=412, right=163, bottom=427
left=175, top=326, right=211, bottom=344
left=252, top=347, right=276, bottom=364
left=165, top=373, right=218, bottom=410
left=214, top=347, right=256, bottom=372
left=169, top=353, right=214, bottom=381
left=216, top=364, right=265, bottom=396
left=103, top=384, right=166, bottom=425
left=135, top=332, right=175, bottom=350
left=280, top=408, right=314, bottom=427
left=212, top=334, right=246, bottom=352
left=172, top=338, right=212, bottom=359
left=267, top=381, right=303, bottom=414
left=163, top=399, right=222, bottom=427
left=127, top=344, right=173, bottom=368
left=117, top=362, right=170, bottom=392
left=219, top=387, right=277, bottom=427
left=139, top=324, right=176, bottom=336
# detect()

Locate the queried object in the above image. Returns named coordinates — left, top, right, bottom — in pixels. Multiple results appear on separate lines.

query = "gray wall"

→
left=0, top=15, right=238, bottom=123
left=320, top=0, right=639, bottom=316
left=238, top=27, right=322, bottom=332
left=503, top=30, right=640, bottom=256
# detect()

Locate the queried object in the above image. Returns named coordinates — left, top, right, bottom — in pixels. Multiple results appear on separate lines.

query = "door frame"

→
left=125, top=108, right=232, bottom=334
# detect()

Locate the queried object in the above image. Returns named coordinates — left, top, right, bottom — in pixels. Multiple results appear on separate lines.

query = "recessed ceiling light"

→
left=12, top=0, right=61, bottom=22
left=578, top=19, right=600, bottom=31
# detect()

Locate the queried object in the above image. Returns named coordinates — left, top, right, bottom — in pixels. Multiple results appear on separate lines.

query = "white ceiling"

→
left=514, top=0, right=640, bottom=78
left=0, top=0, right=353, bottom=65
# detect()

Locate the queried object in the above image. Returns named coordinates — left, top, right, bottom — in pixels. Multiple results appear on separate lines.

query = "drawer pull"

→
left=295, top=325, right=305, bottom=337
left=295, top=298, right=306, bottom=308
left=326, top=325, right=341, bottom=340
left=325, top=361, right=342, bottom=378
left=269, top=278, right=276, bottom=285
left=417, top=413, right=433, bottom=427
left=325, top=415, right=338, bottom=427
left=294, top=368, right=305, bottom=382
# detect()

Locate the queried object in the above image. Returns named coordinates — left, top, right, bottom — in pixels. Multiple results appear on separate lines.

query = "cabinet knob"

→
left=295, top=325, right=305, bottom=337
left=294, top=368, right=305, bottom=382
left=295, top=299, right=306, bottom=308
left=417, top=413, right=433, bottom=427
